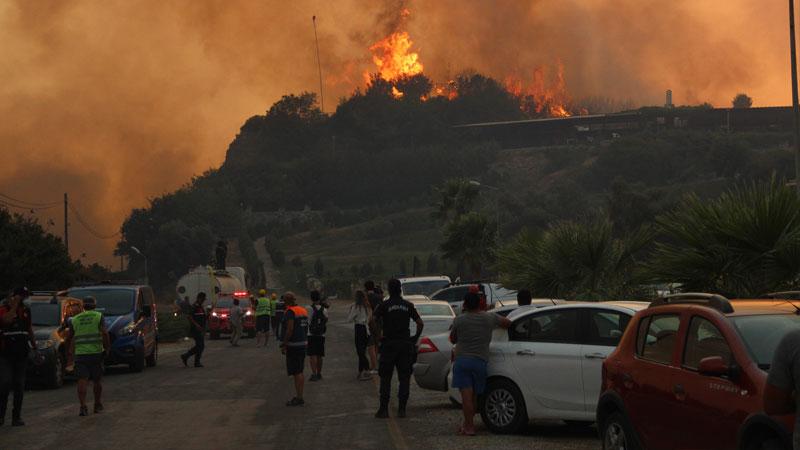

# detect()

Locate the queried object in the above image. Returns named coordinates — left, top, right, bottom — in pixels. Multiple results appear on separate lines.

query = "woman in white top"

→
left=346, top=290, right=372, bottom=380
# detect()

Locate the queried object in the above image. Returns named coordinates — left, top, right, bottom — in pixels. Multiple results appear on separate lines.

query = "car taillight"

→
left=417, top=337, right=438, bottom=354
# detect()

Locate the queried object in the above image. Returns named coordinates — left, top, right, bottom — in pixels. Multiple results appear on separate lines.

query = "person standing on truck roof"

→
left=255, top=289, right=272, bottom=347
left=181, top=292, right=208, bottom=368
left=307, top=290, right=328, bottom=381
left=274, top=293, right=286, bottom=341
left=0, top=287, right=36, bottom=426
left=229, top=298, right=244, bottom=347
left=372, top=279, right=424, bottom=419
left=280, top=292, right=309, bottom=406
left=65, top=296, right=110, bottom=417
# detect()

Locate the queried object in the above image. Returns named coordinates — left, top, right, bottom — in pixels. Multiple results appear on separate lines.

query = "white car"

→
left=399, top=276, right=452, bottom=297
left=449, top=301, right=649, bottom=434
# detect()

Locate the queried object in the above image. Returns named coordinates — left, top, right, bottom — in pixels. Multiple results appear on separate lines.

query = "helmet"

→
left=259, top=289, right=266, bottom=296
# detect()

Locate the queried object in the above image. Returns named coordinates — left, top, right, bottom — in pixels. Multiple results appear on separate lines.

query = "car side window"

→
left=683, top=316, right=733, bottom=369
left=511, top=309, right=579, bottom=344
left=637, top=314, right=680, bottom=365
left=586, top=309, right=631, bottom=346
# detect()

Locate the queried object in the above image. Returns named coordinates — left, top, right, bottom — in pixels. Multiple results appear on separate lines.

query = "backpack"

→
left=309, top=304, right=328, bottom=335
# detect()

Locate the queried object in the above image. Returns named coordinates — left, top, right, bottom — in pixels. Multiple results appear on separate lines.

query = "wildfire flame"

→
left=504, top=61, right=573, bottom=117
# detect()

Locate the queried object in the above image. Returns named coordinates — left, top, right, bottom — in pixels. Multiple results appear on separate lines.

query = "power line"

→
left=0, top=192, right=60, bottom=207
left=68, top=203, right=120, bottom=240
left=0, top=199, right=58, bottom=211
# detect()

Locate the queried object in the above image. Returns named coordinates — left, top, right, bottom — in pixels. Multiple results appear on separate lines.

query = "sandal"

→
left=457, top=426, right=476, bottom=436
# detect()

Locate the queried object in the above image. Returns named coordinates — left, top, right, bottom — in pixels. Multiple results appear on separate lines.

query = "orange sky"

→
left=0, top=0, right=793, bottom=266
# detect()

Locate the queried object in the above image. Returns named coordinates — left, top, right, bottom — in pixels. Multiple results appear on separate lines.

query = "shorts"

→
left=285, top=347, right=306, bottom=376
left=452, top=356, right=488, bottom=394
left=256, top=316, right=270, bottom=332
left=307, top=336, right=325, bottom=356
left=74, top=354, right=104, bottom=381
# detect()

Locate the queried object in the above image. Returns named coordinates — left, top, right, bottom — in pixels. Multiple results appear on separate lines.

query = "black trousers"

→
left=185, top=328, right=205, bottom=363
left=0, top=356, right=26, bottom=420
left=354, top=324, right=369, bottom=372
left=378, top=340, right=414, bottom=408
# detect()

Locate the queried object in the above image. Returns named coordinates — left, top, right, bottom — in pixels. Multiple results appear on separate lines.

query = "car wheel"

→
left=129, top=347, right=145, bottom=373
left=602, top=411, right=640, bottom=450
left=146, top=343, right=158, bottom=367
left=480, top=379, right=528, bottom=434
left=45, top=355, right=64, bottom=389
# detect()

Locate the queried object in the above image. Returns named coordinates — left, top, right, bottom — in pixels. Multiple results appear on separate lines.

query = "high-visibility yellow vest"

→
left=73, top=310, right=103, bottom=356
left=256, top=297, right=270, bottom=317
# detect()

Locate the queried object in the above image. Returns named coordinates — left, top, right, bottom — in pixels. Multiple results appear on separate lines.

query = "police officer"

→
left=0, top=287, right=36, bottom=426
left=181, top=292, right=208, bottom=368
left=372, top=279, right=424, bottom=419
left=66, top=296, right=110, bottom=416
left=255, top=289, right=272, bottom=347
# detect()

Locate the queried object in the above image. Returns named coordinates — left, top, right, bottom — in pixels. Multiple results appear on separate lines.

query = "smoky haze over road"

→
left=0, top=0, right=790, bottom=264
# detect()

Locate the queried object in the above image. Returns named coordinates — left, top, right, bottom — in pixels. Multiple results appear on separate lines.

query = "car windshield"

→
left=731, top=314, right=800, bottom=369
left=416, top=304, right=454, bottom=317
left=69, top=288, right=135, bottom=316
left=402, top=281, right=449, bottom=296
left=29, top=302, right=61, bottom=326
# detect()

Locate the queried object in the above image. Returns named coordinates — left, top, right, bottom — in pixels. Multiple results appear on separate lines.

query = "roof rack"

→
left=762, top=291, right=800, bottom=300
left=649, top=293, right=734, bottom=314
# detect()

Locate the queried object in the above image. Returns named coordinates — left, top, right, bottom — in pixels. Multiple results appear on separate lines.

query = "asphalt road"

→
left=2, top=301, right=599, bottom=449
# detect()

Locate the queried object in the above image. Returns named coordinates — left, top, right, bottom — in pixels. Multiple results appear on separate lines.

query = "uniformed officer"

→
left=280, top=292, right=309, bottom=406
left=0, top=287, right=36, bottom=426
left=181, top=292, right=208, bottom=367
left=66, top=296, right=110, bottom=416
left=255, top=289, right=272, bottom=347
left=372, top=279, right=424, bottom=419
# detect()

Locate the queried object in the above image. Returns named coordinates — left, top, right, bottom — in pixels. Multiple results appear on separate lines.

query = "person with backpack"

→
left=307, top=290, right=328, bottom=382
left=280, top=292, right=308, bottom=406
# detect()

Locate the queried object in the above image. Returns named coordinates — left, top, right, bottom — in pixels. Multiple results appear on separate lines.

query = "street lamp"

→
left=130, top=246, right=148, bottom=286
left=469, top=180, right=501, bottom=241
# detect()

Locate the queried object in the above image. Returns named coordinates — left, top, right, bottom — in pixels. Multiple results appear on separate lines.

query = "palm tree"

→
left=432, top=178, right=479, bottom=224
left=649, top=178, right=800, bottom=297
left=497, top=217, right=653, bottom=301
left=440, top=212, right=497, bottom=278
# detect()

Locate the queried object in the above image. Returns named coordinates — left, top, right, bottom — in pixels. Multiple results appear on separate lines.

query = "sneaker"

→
left=317, top=374, right=323, bottom=381
left=369, top=369, right=379, bottom=375
left=180, top=354, right=188, bottom=367
left=79, top=406, right=89, bottom=417
left=309, top=374, right=320, bottom=382
left=94, top=403, right=104, bottom=413
left=374, top=408, right=389, bottom=419
left=358, top=373, right=372, bottom=381
left=286, top=397, right=305, bottom=407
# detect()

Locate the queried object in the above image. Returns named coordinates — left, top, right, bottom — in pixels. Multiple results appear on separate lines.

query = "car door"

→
left=579, top=308, right=631, bottom=414
left=627, top=313, right=684, bottom=450
left=669, top=315, right=743, bottom=450
left=507, top=308, right=583, bottom=417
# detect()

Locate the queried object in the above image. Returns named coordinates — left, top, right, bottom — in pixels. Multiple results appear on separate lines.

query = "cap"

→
left=12, top=287, right=30, bottom=298
left=259, top=289, right=267, bottom=296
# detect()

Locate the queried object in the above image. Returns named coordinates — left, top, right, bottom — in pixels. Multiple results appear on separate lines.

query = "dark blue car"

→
left=66, top=284, right=158, bottom=372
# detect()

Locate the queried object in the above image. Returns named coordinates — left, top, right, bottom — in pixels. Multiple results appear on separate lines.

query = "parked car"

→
left=598, top=294, right=799, bottom=450
left=476, top=301, right=649, bottom=434
left=417, top=301, right=529, bottom=404
left=65, top=283, right=158, bottom=372
left=399, top=276, right=452, bottom=297
left=208, top=295, right=255, bottom=339
left=430, top=282, right=527, bottom=314
left=410, top=300, right=455, bottom=341
left=26, top=294, right=84, bottom=388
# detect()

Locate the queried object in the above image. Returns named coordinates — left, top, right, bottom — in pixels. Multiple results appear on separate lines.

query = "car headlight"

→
left=211, top=311, right=219, bottom=317
left=36, top=339, right=54, bottom=350
left=118, top=322, right=137, bottom=336
left=245, top=310, right=252, bottom=316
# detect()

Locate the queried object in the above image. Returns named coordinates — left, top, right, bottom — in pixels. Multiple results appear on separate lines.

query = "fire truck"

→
left=176, top=266, right=255, bottom=339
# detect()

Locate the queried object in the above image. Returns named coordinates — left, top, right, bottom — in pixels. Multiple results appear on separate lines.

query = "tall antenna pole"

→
left=312, top=15, right=325, bottom=113
left=64, top=192, right=69, bottom=254
left=790, top=0, right=800, bottom=193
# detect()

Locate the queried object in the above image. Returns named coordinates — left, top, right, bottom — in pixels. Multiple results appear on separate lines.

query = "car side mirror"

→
left=141, top=305, right=152, bottom=318
left=698, top=356, right=729, bottom=377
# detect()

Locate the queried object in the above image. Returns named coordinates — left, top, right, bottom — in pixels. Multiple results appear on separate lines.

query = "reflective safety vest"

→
left=283, top=305, right=309, bottom=346
left=256, top=297, right=271, bottom=317
left=73, top=310, right=104, bottom=356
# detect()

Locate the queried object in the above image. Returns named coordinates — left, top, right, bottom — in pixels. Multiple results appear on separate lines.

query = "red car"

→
left=598, top=293, right=797, bottom=450
left=207, top=294, right=256, bottom=339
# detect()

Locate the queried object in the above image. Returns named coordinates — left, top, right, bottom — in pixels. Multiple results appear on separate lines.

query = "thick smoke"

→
left=0, top=0, right=791, bottom=265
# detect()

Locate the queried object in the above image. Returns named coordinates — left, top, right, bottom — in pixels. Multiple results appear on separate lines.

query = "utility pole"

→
left=790, top=0, right=800, bottom=192
left=63, top=192, right=69, bottom=253
left=312, top=15, right=325, bottom=112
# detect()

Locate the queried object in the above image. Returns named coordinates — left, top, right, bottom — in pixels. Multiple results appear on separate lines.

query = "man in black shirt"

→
left=372, top=279, right=424, bottom=419
left=181, top=292, right=207, bottom=368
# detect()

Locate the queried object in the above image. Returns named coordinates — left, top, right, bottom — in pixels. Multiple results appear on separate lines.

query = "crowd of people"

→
left=0, top=280, right=519, bottom=437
